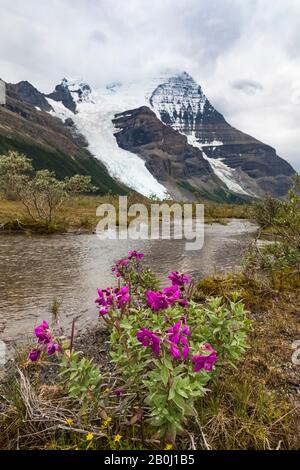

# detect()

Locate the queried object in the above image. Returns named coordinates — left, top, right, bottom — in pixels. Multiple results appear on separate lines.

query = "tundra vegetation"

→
left=0, top=151, right=97, bottom=232
left=0, top=151, right=248, bottom=234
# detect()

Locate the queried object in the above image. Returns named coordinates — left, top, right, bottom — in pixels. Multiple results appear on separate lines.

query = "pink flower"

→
left=112, top=258, right=130, bottom=278
left=47, top=342, right=60, bottom=356
left=34, top=321, right=52, bottom=344
left=164, top=285, right=183, bottom=306
left=192, top=344, right=218, bottom=372
left=168, top=321, right=181, bottom=344
left=99, top=307, right=109, bottom=316
left=29, top=321, right=61, bottom=362
left=146, top=285, right=188, bottom=311
left=29, top=348, right=41, bottom=362
left=181, top=336, right=190, bottom=360
left=120, top=286, right=129, bottom=295
left=168, top=271, right=190, bottom=287
left=168, top=321, right=191, bottom=360
left=146, top=290, right=169, bottom=311
left=128, top=250, right=144, bottom=260
left=170, top=343, right=181, bottom=359
left=137, top=328, right=161, bottom=356
left=182, top=325, right=191, bottom=337
left=118, top=294, right=130, bottom=306
left=96, top=285, right=131, bottom=315
left=116, top=286, right=131, bottom=307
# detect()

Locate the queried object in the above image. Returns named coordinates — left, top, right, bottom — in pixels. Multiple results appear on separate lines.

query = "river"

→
left=0, top=219, right=257, bottom=345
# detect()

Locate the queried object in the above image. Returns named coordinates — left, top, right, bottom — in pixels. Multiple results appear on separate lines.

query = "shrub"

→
left=0, top=151, right=97, bottom=224
left=59, top=352, right=103, bottom=403
left=246, top=176, right=300, bottom=284
left=96, top=252, right=252, bottom=443
left=26, top=251, right=251, bottom=446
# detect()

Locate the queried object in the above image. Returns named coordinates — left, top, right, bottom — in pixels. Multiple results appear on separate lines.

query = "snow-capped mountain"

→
left=46, top=77, right=169, bottom=198
left=150, top=71, right=219, bottom=132
left=43, top=72, right=294, bottom=200
left=0, top=80, right=127, bottom=195
left=2, top=72, right=295, bottom=201
left=46, top=78, right=93, bottom=114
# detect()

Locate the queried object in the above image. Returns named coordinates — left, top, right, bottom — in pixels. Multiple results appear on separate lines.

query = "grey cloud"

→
left=231, top=79, right=264, bottom=95
left=90, top=30, right=107, bottom=44
left=0, top=0, right=299, bottom=170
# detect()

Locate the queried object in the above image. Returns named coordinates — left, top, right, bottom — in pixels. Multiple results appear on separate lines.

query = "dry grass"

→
left=0, top=195, right=249, bottom=233
left=194, top=272, right=300, bottom=449
left=0, top=368, right=108, bottom=450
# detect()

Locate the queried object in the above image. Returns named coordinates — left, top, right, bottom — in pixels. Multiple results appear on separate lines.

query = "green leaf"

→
left=160, top=366, right=169, bottom=386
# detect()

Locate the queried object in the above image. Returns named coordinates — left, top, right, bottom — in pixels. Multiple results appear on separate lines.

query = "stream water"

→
left=0, top=219, right=257, bottom=345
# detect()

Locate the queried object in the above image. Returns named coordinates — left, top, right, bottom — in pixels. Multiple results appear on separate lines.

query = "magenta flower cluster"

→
left=128, top=250, right=145, bottom=260
left=112, top=250, right=144, bottom=278
left=112, top=258, right=130, bottom=278
left=168, top=271, right=191, bottom=287
left=95, top=286, right=131, bottom=316
left=137, top=328, right=161, bottom=356
left=29, top=321, right=60, bottom=362
left=168, top=321, right=191, bottom=360
left=147, top=284, right=188, bottom=311
left=192, top=344, right=218, bottom=372
left=137, top=322, right=218, bottom=373
left=146, top=271, right=190, bottom=312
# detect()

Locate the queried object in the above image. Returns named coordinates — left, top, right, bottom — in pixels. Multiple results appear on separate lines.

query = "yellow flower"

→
left=100, top=416, right=112, bottom=432
left=103, top=417, right=112, bottom=427
left=66, top=419, right=74, bottom=426
left=103, top=388, right=110, bottom=394
left=86, top=433, right=94, bottom=441
left=164, top=444, right=173, bottom=450
left=114, top=434, right=122, bottom=443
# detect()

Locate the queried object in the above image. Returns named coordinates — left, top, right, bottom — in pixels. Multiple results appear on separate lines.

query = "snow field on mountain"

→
left=47, top=83, right=168, bottom=198
left=187, top=134, right=251, bottom=195
left=48, top=74, right=254, bottom=198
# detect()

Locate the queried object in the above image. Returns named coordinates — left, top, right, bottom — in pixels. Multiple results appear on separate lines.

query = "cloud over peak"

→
left=0, top=0, right=299, bottom=169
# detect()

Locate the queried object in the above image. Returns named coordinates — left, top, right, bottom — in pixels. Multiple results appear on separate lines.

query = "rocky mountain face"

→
left=46, top=78, right=93, bottom=113
left=150, top=72, right=225, bottom=131
left=56, top=72, right=295, bottom=200
left=12, top=81, right=52, bottom=112
left=113, top=106, right=230, bottom=201
left=0, top=72, right=295, bottom=201
left=0, top=80, right=128, bottom=194
left=149, top=72, right=295, bottom=197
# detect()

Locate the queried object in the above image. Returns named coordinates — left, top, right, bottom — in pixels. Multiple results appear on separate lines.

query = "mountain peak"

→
left=149, top=70, right=220, bottom=132
left=174, top=70, right=195, bottom=81
left=12, top=80, right=52, bottom=112
left=60, top=78, right=92, bottom=103
left=47, top=78, right=92, bottom=113
left=44, top=70, right=295, bottom=199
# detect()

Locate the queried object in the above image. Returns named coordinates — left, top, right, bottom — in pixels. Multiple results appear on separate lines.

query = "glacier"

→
left=187, top=134, right=252, bottom=196
left=47, top=78, right=169, bottom=199
left=47, top=73, right=254, bottom=198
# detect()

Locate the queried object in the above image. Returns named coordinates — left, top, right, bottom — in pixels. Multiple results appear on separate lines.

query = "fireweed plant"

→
left=29, top=321, right=61, bottom=362
left=28, top=251, right=251, bottom=445
left=96, top=251, right=251, bottom=442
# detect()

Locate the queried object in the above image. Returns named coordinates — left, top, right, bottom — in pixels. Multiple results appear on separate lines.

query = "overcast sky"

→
left=1, top=0, right=299, bottom=169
